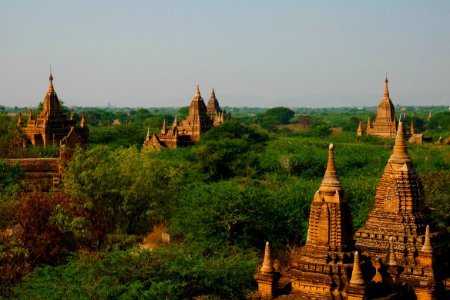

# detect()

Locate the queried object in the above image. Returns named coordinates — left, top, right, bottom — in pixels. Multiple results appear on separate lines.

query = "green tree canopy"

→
left=257, top=107, right=295, bottom=130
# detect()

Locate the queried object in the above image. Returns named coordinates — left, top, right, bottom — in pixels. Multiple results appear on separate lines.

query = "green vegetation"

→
left=257, top=107, right=295, bottom=130
left=0, top=106, right=448, bottom=298
left=14, top=247, right=258, bottom=300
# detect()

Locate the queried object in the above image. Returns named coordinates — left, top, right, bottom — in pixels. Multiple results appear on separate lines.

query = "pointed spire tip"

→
left=421, top=224, right=433, bottom=252
left=260, top=241, right=274, bottom=273
left=350, top=251, right=365, bottom=285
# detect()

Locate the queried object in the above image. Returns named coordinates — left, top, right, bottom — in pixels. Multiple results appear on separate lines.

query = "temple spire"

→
left=161, top=119, right=167, bottom=134
left=81, top=111, right=86, bottom=128
left=172, top=115, right=179, bottom=128
left=357, top=120, right=363, bottom=136
left=48, top=68, right=55, bottom=93
left=146, top=127, right=150, bottom=141
left=350, top=252, right=365, bottom=285
left=260, top=241, right=275, bottom=273
left=17, top=113, right=23, bottom=126
left=388, top=121, right=410, bottom=166
left=384, top=73, right=389, bottom=98
left=387, top=237, right=398, bottom=266
left=319, top=143, right=343, bottom=193
left=421, top=225, right=433, bottom=252
left=195, top=83, right=201, bottom=98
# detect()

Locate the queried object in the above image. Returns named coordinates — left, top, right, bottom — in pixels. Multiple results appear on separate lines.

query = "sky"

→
left=1, top=0, right=450, bottom=108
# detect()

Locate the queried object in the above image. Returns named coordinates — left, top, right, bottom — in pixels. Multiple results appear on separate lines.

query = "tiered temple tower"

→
left=179, top=84, right=213, bottom=141
left=255, top=123, right=449, bottom=299
left=283, top=144, right=358, bottom=299
left=207, top=88, right=220, bottom=115
left=143, top=84, right=229, bottom=150
left=207, top=88, right=227, bottom=126
left=355, top=121, right=449, bottom=299
left=20, top=73, right=88, bottom=148
left=365, top=76, right=397, bottom=138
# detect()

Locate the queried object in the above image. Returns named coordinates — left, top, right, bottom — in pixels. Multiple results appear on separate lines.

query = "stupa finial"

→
left=350, top=252, right=365, bottom=285
left=81, top=111, right=86, bottom=128
left=195, top=83, right=201, bottom=98
left=389, top=121, right=410, bottom=165
left=172, top=115, right=179, bottom=128
left=48, top=66, right=54, bottom=93
left=421, top=225, right=433, bottom=252
left=17, top=112, right=23, bottom=125
left=319, top=143, right=343, bottom=193
left=387, top=237, right=397, bottom=266
left=357, top=120, right=363, bottom=136
left=260, top=241, right=275, bottom=273
left=161, top=119, right=167, bottom=132
left=384, top=73, right=389, bottom=98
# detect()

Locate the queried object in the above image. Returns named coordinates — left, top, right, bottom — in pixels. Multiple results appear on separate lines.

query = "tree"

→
left=258, top=107, right=295, bottom=130
left=170, top=178, right=315, bottom=250
left=133, top=108, right=153, bottom=122
left=177, top=106, right=189, bottom=119
left=0, top=114, right=23, bottom=157
left=13, top=246, right=258, bottom=300
left=264, top=107, right=295, bottom=125
left=60, top=146, right=183, bottom=248
left=0, top=192, right=72, bottom=296
left=201, top=120, right=268, bottom=143
left=0, top=159, right=22, bottom=201
left=193, top=121, right=268, bottom=180
left=116, top=148, right=182, bottom=234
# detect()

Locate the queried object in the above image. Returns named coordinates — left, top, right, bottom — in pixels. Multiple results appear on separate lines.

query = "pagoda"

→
left=286, top=143, right=357, bottom=299
left=19, top=73, right=88, bottom=147
left=207, top=88, right=227, bottom=126
left=179, top=84, right=214, bottom=141
left=355, top=121, right=449, bottom=299
left=254, top=123, right=449, bottom=299
left=365, top=76, right=397, bottom=138
left=143, top=84, right=229, bottom=149
left=255, top=144, right=364, bottom=299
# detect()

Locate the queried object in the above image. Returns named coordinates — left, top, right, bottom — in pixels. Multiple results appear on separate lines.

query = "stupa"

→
left=143, top=85, right=229, bottom=149
left=19, top=72, right=88, bottom=148
left=365, top=75, right=397, bottom=138
left=255, top=144, right=362, bottom=299
left=355, top=121, right=449, bottom=299
left=255, top=123, right=449, bottom=299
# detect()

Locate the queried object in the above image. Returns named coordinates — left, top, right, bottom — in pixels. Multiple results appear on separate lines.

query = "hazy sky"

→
left=1, top=1, right=450, bottom=108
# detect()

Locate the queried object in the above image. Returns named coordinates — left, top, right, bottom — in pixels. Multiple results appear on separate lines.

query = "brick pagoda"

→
left=355, top=121, right=449, bottom=299
left=255, top=123, right=449, bottom=299
left=364, top=76, right=397, bottom=138
left=254, top=144, right=363, bottom=299
left=143, top=84, right=229, bottom=150
left=19, top=73, right=88, bottom=148
left=286, top=143, right=358, bottom=299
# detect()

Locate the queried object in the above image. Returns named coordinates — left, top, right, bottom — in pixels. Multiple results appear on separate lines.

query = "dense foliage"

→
left=14, top=247, right=258, bottom=300
left=258, top=107, right=295, bottom=130
left=61, top=146, right=185, bottom=249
